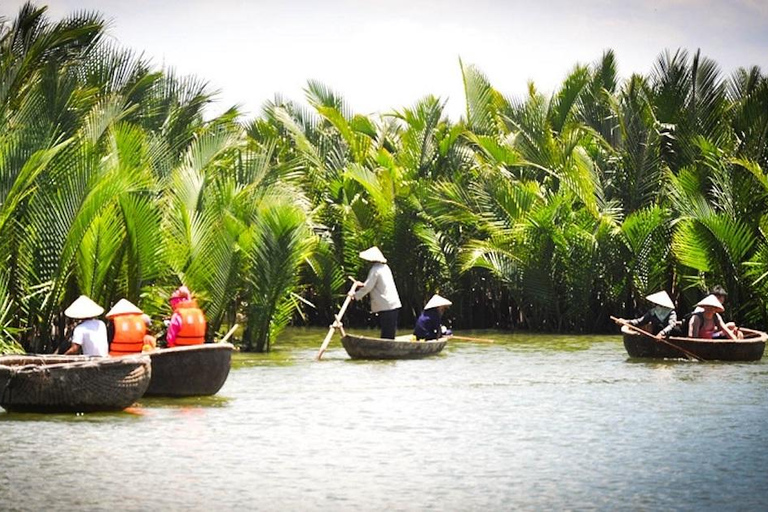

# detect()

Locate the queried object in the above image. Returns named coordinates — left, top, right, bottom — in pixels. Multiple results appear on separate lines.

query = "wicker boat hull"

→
left=144, top=343, right=233, bottom=397
left=341, top=334, right=446, bottom=360
left=622, top=326, right=767, bottom=361
left=0, top=354, right=151, bottom=413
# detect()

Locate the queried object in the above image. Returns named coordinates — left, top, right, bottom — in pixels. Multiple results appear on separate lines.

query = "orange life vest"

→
left=109, top=313, right=146, bottom=356
left=175, top=300, right=206, bottom=345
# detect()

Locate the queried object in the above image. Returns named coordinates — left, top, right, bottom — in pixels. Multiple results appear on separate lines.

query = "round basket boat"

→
left=341, top=334, right=446, bottom=360
left=143, top=343, right=233, bottom=397
left=621, top=326, right=767, bottom=361
left=0, top=354, right=151, bottom=413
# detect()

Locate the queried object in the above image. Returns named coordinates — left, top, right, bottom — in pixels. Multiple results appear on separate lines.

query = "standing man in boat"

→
left=63, top=295, right=109, bottom=356
left=414, top=294, right=453, bottom=340
left=349, top=247, right=402, bottom=339
left=167, top=286, right=207, bottom=347
left=617, top=291, right=677, bottom=339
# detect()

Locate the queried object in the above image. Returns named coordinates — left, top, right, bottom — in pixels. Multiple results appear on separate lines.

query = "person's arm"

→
left=688, top=314, right=701, bottom=338
left=353, top=267, right=377, bottom=301
left=627, top=311, right=651, bottom=327
left=63, top=343, right=81, bottom=355
left=64, top=325, right=83, bottom=355
left=166, top=313, right=183, bottom=347
left=716, top=314, right=737, bottom=340
left=658, top=310, right=677, bottom=338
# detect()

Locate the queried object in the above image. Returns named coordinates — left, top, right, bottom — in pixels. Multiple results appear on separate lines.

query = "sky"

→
left=2, top=0, right=767, bottom=120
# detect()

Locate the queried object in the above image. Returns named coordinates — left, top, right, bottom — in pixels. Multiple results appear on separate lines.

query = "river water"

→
left=2, top=329, right=767, bottom=511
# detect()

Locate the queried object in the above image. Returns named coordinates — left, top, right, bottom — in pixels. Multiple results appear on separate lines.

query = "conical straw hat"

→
left=645, top=291, right=674, bottom=309
left=106, top=298, right=143, bottom=318
left=696, top=294, right=725, bottom=312
left=64, top=295, right=104, bottom=319
left=359, top=246, right=387, bottom=263
left=424, top=294, right=452, bottom=310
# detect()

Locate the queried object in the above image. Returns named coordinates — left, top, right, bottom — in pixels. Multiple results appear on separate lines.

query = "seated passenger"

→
left=688, top=294, right=737, bottom=340
left=413, top=294, right=452, bottom=340
left=106, top=298, right=147, bottom=356
left=689, top=285, right=742, bottom=339
left=167, top=286, right=206, bottom=347
left=619, top=291, right=677, bottom=339
left=63, top=295, right=108, bottom=356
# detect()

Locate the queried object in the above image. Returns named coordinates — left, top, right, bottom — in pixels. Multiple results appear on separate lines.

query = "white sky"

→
left=2, top=0, right=767, bottom=120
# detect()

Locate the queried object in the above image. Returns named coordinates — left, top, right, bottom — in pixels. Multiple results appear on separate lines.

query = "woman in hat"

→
left=688, top=294, right=738, bottom=339
left=413, top=294, right=453, bottom=340
left=166, top=286, right=206, bottom=347
left=618, top=291, right=678, bottom=339
left=349, top=246, right=401, bottom=339
left=63, top=295, right=108, bottom=356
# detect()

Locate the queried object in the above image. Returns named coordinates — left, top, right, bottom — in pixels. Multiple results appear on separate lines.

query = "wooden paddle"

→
left=316, top=279, right=359, bottom=360
left=218, top=324, right=238, bottom=344
left=449, top=335, right=495, bottom=343
left=611, top=316, right=703, bottom=361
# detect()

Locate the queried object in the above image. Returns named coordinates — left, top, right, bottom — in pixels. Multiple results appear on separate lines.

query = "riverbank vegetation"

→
left=2, top=2, right=768, bottom=352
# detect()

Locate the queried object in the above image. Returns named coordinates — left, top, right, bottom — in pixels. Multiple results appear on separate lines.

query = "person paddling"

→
left=349, top=247, right=401, bottom=339
left=414, top=294, right=453, bottom=340
left=617, top=291, right=677, bottom=339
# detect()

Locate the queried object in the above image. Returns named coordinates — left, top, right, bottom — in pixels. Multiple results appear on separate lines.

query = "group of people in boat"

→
left=617, top=286, right=742, bottom=340
left=58, top=286, right=207, bottom=357
left=349, top=246, right=452, bottom=341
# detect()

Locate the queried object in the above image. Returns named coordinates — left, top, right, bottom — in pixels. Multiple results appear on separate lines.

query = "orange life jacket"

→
left=109, top=313, right=146, bottom=356
left=175, top=300, right=206, bottom=345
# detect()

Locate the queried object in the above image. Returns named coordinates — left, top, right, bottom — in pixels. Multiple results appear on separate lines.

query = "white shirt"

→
left=354, top=263, right=402, bottom=313
left=72, top=319, right=109, bottom=356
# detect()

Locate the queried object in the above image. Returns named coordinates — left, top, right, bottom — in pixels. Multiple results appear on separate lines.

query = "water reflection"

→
left=2, top=328, right=766, bottom=511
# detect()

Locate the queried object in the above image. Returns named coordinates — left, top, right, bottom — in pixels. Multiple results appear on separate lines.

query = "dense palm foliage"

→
left=2, top=3, right=768, bottom=354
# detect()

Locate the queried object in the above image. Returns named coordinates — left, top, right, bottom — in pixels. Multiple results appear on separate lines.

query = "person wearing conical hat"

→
left=63, top=295, right=108, bottom=356
left=349, top=246, right=401, bottom=339
left=688, top=294, right=738, bottom=340
left=687, top=285, right=742, bottom=339
left=618, top=291, right=678, bottom=339
left=105, top=298, right=154, bottom=356
left=413, top=294, right=453, bottom=340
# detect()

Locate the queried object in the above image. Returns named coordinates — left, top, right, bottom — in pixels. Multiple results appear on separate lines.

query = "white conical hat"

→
left=424, top=294, right=452, bottom=310
left=359, top=246, right=387, bottom=263
left=645, top=291, right=674, bottom=309
left=696, top=294, right=725, bottom=312
left=106, top=298, right=143, bottom=318
left=64, top=295, right=104, bottom=319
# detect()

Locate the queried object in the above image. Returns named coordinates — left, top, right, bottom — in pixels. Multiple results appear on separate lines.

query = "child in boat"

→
left=688, top=294, right=738, bottom=340
left=619, top=291, right=677, bottom=339
left=141, top=314, right=157, bottom=352
left=413, top=294, right=453, bottom=340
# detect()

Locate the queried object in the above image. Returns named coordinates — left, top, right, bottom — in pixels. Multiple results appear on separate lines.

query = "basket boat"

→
left=621, top=326, right=766, bottom=361
left=0, top=354, right=151, bottom=413
left=143, top=343, right=233, bottom=397
left=340, top=334, right=446, bottom=360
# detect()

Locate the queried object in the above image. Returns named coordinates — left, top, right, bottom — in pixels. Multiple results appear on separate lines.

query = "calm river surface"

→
left=2, top=328, right=768, bottom=511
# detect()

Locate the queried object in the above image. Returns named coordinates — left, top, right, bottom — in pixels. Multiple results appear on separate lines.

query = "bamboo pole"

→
left=449, top=335, right=495, bottom=343
left=316, top=279, right=359, bottom=360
